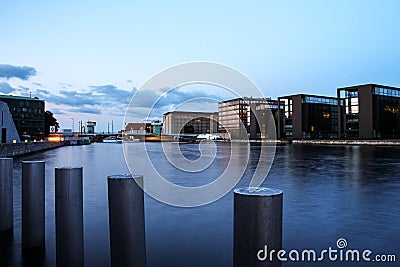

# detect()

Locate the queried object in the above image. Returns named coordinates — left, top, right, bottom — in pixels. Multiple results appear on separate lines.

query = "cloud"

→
left=49, top=108, right=65, bottom=114
left=37, top=89, right=50, bottom=95
left=18, top=86, right=30, bottom=92
left=26, top=82, right=224, bottom=120
left=130, top=87, right=225, bottom=109
left=89, top=84, right=136, bottom=105
left=31, top=84, right=136, bottom=115
left=0, top=64, right=37, bottom=80
left=35, top=89, right=99, bottom=107
left=124, top=87, right=225, bottom=122
left=69, top=106, right=102, bottom=115
left=0, top=82, right=15, bottom=94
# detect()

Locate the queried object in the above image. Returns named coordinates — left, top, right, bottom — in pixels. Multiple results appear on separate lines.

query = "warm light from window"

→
left=48, top=134, right=62, bottom=142
left=384, top=106, right=398, bottom=113
left=323, top=112, right=330, bottom=118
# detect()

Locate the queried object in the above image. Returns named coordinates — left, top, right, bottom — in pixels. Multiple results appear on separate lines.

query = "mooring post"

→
left=0, top=158, right=13, bottom=233
left=234, top=187, right=283, bottom=267
left=22, top=161, right=45, bottom=250
left=107, top=174, right=146, bottom=267
left=55, top=166, right=84, bottom=267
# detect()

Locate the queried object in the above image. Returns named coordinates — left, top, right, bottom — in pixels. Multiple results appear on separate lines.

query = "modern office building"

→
left=218, top=97, right=280, bottom=140
left=337, top=84, right=400, bottom=139
left=278, top=94, right=341, bottom=139
left=0, top=95, right=45, bottom=139
left=162, top=111, right=219, bottom=135
left=0, top=101, right=21, bottom=143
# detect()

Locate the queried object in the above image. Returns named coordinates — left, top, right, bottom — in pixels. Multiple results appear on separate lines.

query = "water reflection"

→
left=2, top=143, right=399, bottom=267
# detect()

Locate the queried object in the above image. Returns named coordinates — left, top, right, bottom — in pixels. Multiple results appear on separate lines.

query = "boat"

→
left=102, top=136, right=122, bottom=143
left=196, top=134, right=220, bottom=140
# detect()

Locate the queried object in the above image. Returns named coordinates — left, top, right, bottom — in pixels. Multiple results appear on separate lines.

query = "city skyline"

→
left=1, top=0, right=399, bottom=131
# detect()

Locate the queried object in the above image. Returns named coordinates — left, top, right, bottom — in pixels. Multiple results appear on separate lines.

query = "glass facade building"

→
left=0, top=95, right=45, bottom=139
left=218, top=97, right=280, bottom=140
left=278, top=94, right=341, bottom=139
left=338, top=84, right=400, bottom=139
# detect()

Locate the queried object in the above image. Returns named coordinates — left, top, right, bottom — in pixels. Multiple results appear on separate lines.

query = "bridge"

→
left=66, top=133, right=200, bottom=142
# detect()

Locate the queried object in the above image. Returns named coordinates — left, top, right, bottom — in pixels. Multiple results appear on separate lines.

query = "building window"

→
left=304, top=96, right=338, bottom=105
left=374, top=87, right=400, bottom=97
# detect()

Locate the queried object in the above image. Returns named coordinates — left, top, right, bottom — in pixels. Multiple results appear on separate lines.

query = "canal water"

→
left=1, top=143, right=399, bottom=266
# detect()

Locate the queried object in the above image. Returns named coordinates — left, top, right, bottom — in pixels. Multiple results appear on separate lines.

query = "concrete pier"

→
left=0, top=141, right=65, bottom=158
left=107, top=174, right=146, bottom=267
left=234, top=187, right=283, bottom=267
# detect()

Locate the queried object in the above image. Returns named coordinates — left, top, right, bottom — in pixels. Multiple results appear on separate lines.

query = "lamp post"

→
left=70, top=117, right=74, bottom=133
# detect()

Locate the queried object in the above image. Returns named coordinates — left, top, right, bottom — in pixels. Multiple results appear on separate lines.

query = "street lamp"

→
left=70, top=117, right=74, bottom=133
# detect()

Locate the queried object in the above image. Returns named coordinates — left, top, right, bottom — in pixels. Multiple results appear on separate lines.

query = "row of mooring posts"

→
left=0, top=157, right=283, bottom=267
left=0, top=159, right=85, bottom=267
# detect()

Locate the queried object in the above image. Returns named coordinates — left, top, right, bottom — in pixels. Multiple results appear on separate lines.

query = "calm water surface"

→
left=1, top=143, right=399, bottom=266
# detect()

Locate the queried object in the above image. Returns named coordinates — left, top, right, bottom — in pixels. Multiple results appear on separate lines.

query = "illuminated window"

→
left=323, top=112, right=330, bottom=118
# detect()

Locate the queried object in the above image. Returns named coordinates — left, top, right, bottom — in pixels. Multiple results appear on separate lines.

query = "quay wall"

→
left=291, top=139, right=400, bottom=146
left=0, top=142, right=66, bottom=158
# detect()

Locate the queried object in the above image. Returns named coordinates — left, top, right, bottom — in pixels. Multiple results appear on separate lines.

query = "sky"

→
left=0, top=0, right=399, bottom=132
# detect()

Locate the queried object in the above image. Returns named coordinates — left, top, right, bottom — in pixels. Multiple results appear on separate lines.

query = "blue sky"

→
left=0, top=0, right=399, bottom=131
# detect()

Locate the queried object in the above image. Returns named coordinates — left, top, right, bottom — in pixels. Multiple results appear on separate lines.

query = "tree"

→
left=44, top=110, right=59, bottom=136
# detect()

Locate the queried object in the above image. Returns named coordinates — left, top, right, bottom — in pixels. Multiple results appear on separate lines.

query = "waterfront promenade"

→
left=0, top=142, right=65, bottom=158
left=291, top=139, right=400, bottom=146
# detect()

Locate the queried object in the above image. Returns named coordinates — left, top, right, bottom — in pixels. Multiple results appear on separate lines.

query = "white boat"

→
left=102, top=137, right=122, bottom=143
left=196, top=134, right=220, bottom=140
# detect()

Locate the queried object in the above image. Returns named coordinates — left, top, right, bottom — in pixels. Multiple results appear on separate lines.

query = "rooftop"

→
left=278, top=93, right=337, bottom=99
left=0, top=94, right=43, bottom=101
left=163, top=111, right=218, bottom=116
left=219, top=96, right=273, bottom=104
left=337, top=83, right=400, bottom=90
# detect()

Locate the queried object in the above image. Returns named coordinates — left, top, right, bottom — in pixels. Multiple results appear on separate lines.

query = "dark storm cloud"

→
left=0, top=64, right=37, bottom=80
